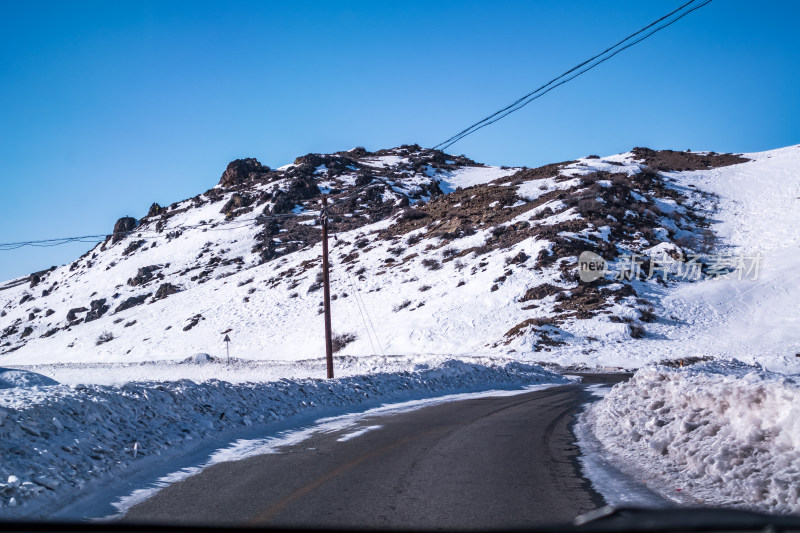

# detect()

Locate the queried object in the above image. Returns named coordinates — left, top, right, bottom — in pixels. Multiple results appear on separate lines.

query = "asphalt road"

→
left=123, top=374, right=628, bottom=530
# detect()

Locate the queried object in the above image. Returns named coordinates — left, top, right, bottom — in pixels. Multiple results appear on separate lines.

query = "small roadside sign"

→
left=223, top=334, right=231, bottom=364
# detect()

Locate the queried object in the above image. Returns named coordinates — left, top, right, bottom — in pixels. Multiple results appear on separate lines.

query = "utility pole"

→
left=321, top=196, right=334, bottom=379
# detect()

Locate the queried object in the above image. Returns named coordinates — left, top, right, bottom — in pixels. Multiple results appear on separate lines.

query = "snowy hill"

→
left=1, top=143, right=798, bottom=377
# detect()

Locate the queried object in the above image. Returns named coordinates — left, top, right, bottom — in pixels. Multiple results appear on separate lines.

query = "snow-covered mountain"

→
left=1, top=143, right=798, bottom=374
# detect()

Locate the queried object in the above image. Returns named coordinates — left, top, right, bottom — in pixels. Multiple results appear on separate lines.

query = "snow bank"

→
left=0, top=368, right=58, bottom=389
left=584, top=361, right=800, bottom=514
left=0, top=360, right=565, bottom=514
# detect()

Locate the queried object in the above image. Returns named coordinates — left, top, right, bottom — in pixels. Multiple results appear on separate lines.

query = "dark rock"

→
left=361, top=186, right=384, bottom=204
left=182, top=314, right=203, bottom=331
left=400, top=209, right=428, bottom=221
left=520, top=284, right=563, bottom=302
left=427, top=180, right=444, bottom=198
left=355, top=173, right=374, bottom=187
left=21, top=327, right=33, bottom=339
left=122, top=239, right=145, bottom=256
left=66, top=307, right=88, bottom=322
left=29, top=273, right=41, bottom=288
left=219, top=158, right=270, bottom=188
left=147, top=203, right=165, bottom=217
left=293, top=153, right=327, bottom=167
left=115, top=293, right=152, bottom=313
left=507, top=251, right=529, bottom=265
left=84, top=299, right=109, bottom=322
left=219, top=193, right=254, bottom=214
left=256, top=239, right=276, bottom=263
left=127, top=265, right=160, bottom=286
left=288, top=175, right=320, bottom=200
left=346, top=147, right=369, bottom=158
left=631, top=147, right=750, bottom=171
left=260, top=217, right=279, bottom=236
left=154, top=283, right=180, bottom=300
left=112, top=217, right=138, bottom=244
left=270, top=191, right=295, bottom=215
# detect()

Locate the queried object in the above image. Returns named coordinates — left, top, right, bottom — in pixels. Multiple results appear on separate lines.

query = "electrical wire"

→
left=0, top=209, right=305, bottom=251
left=0, top=3, right=714, bottom=250
left=434, top=0, right=713, bottom=150
left=343, top=269, right=379, bottom=356
left=0, top=180, right=384, bottom=251
left=434, top=0, right=698, bottom=150
left=328, top=215, right=387, bottom=358
left=349, top=271, right=387, bottom=357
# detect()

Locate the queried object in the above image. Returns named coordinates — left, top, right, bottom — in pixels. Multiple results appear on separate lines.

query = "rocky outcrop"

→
left=154, top=283, right=180, bottom=300
left=66, top=307, right=87, bottom=322
left=147, top=203, right=165, bottom=217
left=631, top=147, right=750, bottom=171
left=219, top=158, right=270, bottom=188
left=84, top=299, right=109, bottom=322
left=115, top=293, right=151, bottom=313
left=219, top=193, right=255, bottom=215
left=288, top=175, right=320, bottom=200
left=128, top=265, right=161, bottom=287
left=111, top=217, right=137, bottom=244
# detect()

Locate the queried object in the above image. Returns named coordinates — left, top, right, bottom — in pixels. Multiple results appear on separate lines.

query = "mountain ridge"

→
left=1, top=143, right=779, bottom=370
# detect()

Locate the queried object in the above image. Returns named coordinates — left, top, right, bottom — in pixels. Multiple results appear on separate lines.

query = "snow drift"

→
left=584, top=361, right=800, bottom=514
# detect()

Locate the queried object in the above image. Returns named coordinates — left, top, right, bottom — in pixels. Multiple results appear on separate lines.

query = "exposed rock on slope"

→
left=0, top=145, right=754, bottom=363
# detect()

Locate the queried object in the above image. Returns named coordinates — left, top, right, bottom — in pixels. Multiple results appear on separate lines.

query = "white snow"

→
left=436, top=165, right=518, bottom=193
left=583, top=361, right=800, bottom=514
left=361, top=155, right=407, bottom=168
left=337, top=425, right=382, bottom=442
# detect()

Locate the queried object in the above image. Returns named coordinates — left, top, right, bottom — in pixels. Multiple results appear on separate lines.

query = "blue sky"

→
left=1, top=1, right=798, bottom=281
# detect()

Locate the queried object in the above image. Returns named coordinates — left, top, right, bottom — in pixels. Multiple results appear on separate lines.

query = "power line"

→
left=0, top=180, right=384, bottom=252
left=344, top=270, right=379, bottom=356
left=327, top=213, right=388, bottom=358
left=0, top=208, right=320, bottom=251
left=0, top=4, right=715, bottom=250
left=434, top=0, right=697, bottom=150
left=433, top=0, right=713, bottom=150
left=349, top=272, right=387, bottom=357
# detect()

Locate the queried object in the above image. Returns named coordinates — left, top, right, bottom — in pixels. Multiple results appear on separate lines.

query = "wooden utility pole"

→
left=321, top=196, right=334, bottom=379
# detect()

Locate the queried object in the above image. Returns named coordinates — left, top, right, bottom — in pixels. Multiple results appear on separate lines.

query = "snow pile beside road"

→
left=0, top=360, right=565, bottom=514
left=0, top=368, right=58, bottom=389
left=585, top=361, right=800, bottom=514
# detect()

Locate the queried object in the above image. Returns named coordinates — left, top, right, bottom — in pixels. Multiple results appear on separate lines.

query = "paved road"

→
left=124, top=375, right=627, bottom=529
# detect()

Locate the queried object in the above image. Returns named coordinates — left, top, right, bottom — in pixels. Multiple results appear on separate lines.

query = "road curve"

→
left=123, top=375, right=627, bottom=529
